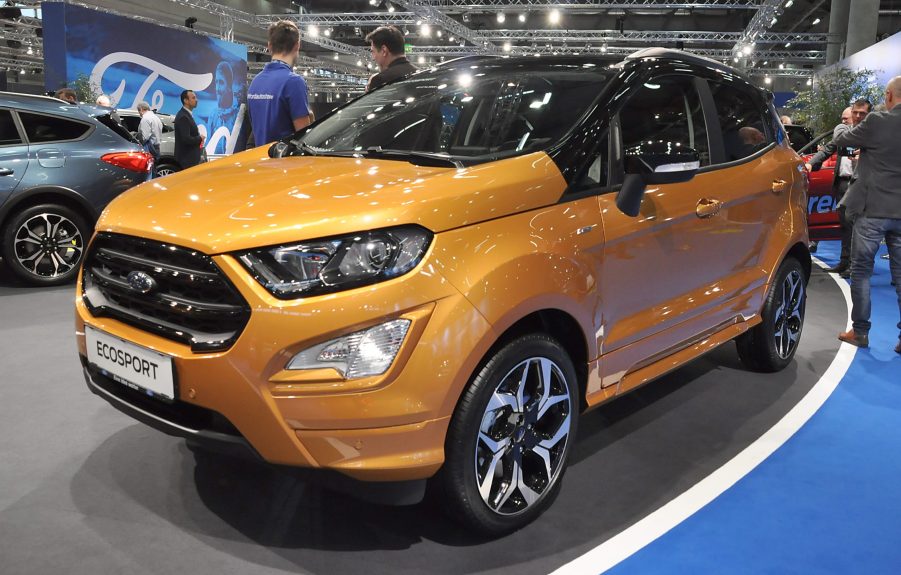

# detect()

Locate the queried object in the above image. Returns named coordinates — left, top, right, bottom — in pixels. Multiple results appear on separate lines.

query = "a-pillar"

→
left=845, top=0, right=880, bottom=59
left=826, top=0, right=850, bottom=65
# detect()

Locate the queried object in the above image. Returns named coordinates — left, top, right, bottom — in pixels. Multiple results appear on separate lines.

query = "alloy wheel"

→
left=474, top=356, right=573, bottom=516
left=13, top=212, right=84, bottom=279
left=773, top=268, right=805, bottom=359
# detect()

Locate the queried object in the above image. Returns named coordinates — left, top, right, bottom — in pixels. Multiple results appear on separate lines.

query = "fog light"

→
left=287, top=319, right=411, bottom=379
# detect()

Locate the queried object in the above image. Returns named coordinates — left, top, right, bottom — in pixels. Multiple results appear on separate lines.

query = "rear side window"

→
left=19, top=112, right=91, bottom=143
left=0, top=110, right=22, bottom=145
left=120, top=115, right=140, bottom=133
left=95, top=114, right=139, bottom=144
left=708, top=82, right=771, bottom=162
left=618, top=76, right=710, bottom=166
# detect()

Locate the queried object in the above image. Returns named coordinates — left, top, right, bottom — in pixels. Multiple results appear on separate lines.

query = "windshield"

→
left=299, top=59, right=611, bottom=161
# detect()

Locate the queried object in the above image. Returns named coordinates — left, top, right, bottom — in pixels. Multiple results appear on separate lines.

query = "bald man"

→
left=806, top=106, right=856, bottom=273
left=831, top=76, right=901, bottom=353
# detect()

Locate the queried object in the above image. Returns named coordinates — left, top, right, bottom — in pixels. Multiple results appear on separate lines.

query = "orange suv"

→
left=76, top=49, right=810, bottom=535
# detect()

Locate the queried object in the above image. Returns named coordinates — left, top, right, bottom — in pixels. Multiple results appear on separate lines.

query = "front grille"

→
left=83, top=233, right=250, bottom=352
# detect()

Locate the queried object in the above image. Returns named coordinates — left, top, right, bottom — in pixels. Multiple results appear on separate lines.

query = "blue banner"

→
left=43, top=3, right=248, bottom=154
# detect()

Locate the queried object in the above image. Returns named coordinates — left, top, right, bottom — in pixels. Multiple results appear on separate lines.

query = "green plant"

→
left=785, top=68, right=884, bottom=134
left=72, top=73, right=100, bottom=104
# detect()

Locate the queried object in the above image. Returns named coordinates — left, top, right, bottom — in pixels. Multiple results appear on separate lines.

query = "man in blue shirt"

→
left=248, top=20, right=313, bottom=146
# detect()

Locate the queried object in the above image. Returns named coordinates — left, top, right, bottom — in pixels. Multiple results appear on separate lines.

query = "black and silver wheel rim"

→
left=474, top=356, right=573, bottom=516
left=774, top=269, right=805, bottom=359
left=13, top=212, right=84, bottom=279
left=156, top=166, right=175, bottom=176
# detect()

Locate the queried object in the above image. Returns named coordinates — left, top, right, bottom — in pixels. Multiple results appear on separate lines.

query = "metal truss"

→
left=393, top=0, right=499, bottom=51
left=732, top=0, right=782, bottom=55
left=750, top=68, right=815, bottom=78
left=485, top=30, right=829, bottom=44
left=264, top=12, right=419, bottom=27
left=404, top=0, right=759, bottom=10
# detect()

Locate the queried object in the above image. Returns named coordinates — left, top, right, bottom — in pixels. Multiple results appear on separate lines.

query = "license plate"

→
left=86, top=326, right=175, bottom=401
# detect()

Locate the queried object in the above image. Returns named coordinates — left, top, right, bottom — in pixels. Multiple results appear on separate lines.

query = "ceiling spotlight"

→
left=779, top=63, right=785, bottom=69
left=742, top=45, right=752, bottom=55
left=812, top=18, right=821, bottom=25
left=307, top=25, right=319, bottom=37
left=762, top=60, right=769, bottom=65
left=784, top=42, right=791, bottom=47
left=785, top=0, right=793, bottom=7
left=497, top=12, right=505, bottom=24
left=503, top=41, right=511, bottom=52
left=437, top=30, right=442, bottom=38
left=519, top=13, right=526, bottom=23
left=771, top=17, right=778, bottom=25
left=806, top=78, right=812, bottom=86
left=733, top=56, right=739, bottom=63
left=420, top=24, right=431, bottom=37
left=324, top=28, right=331, bottom=37
left=601, top=43, right=607, bottom=53
left=388, top=4, right=395, bottom=13
left=333, top=53, right=339, bottom=60
left=356, top=59, right=362, bottom=66
left=417, top=55, right=425, bottom=64
left=764, top=76, right=772, bottom=84
left=369, top=0, right=377, bottom=5
left=548, top=9, right=560, bottom=24
left=26, top=46, right=33, bottom=55
left=449, top=36, right=455, bottom=42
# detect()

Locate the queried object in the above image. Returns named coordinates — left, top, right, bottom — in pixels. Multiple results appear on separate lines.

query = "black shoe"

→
left=839, top=270, right=851, bottom=279
left=825, top=263, right=848, bottom=273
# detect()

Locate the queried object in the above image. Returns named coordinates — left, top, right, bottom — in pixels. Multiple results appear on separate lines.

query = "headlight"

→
left=287, top=319, right=410, bottom=379
left=237, top=225, right=432, bottom=299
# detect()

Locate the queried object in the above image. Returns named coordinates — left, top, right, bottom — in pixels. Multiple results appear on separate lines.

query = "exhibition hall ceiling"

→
left=1, top=0, right=900, bottom=93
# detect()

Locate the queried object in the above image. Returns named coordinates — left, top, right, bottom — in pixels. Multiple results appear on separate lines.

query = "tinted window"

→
left=302, top=62, right=610, bottom=159
left=708, top=82, right=771, bottom=162
left=19, top=112, right=91, bottom=143
left=0, top=110, right=22, bottom=145
left=96, top=114, right=139, bottom=144
left=618, top=76, right=710, bottom=166
left=120, top=115, right=140, bottom=132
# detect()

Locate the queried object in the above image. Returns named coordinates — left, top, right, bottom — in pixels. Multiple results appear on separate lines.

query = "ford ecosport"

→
left=76, top=49, right=810, bottom=535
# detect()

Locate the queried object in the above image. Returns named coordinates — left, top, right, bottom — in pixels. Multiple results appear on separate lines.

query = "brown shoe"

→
left=838, top=329, right=869, bottom=348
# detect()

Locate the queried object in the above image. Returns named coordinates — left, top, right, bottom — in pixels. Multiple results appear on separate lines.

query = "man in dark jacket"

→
left=832, top=77, right=901, bottom=354
left=174, top=89, right=204, bottom=169
left=365, top=26, right=417, bottom=92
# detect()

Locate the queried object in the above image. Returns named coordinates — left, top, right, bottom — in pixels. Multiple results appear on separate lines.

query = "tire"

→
left=1, top=203, right=90, bottom=286
left=155, top=163, right=180, bottom=177
left=436, top=333, right=580, bottom=536
left=736, top=257, right=807, bottom=372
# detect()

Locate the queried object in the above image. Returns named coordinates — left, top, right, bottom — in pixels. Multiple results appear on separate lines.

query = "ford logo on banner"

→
left=126, top=271, right=156, bottom=294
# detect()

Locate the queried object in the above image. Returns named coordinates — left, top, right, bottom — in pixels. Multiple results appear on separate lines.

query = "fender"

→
left=0, top=184, right=98, bottom=227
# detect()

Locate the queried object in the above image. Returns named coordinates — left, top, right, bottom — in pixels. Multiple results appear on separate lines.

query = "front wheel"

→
left=437, top=334, right=580, bottom=536
left=155, top=162, right=180, bottom=177
left=736, top=257, right=807, bottom=372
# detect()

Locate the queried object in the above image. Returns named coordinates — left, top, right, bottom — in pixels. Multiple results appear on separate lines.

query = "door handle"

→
left=772, top=179, right=787, bottom=194
left=0, top=168, right=13, bottom=176
left=696, top=198, right=722, bottom=218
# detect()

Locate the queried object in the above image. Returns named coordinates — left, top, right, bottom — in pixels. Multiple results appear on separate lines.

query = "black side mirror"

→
left=616, top=142, right=700, bottom=217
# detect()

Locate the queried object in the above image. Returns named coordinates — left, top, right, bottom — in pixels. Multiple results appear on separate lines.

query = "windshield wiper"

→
left=362, top=146, right=463, bottom=168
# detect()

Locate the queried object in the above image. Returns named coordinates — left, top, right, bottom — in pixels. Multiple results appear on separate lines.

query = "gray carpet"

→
left=0, top=265, right=846, bottom=575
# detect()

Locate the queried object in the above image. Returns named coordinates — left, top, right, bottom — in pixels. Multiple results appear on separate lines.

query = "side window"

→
left=0, top=110, right=22, bottom=145
left=121, top=116, right=141, bottom=133
left=618, top=76, right=710, bottom=167
left=19, top=112, right=91, bottom=143
left=708, top=82, right=771, bottom=162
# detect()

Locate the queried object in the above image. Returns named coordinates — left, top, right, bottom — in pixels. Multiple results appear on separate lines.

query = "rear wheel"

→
left=736, top=257, right=807, bottom=372
left=2, top=203, right=89, bottom=286
left=437, top=334, right=579, bottom=536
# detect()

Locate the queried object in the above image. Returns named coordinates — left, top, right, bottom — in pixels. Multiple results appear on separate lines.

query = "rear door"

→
left=0, top=109, right=29, bottom=205
left=18, top=111, right=93, bottom=171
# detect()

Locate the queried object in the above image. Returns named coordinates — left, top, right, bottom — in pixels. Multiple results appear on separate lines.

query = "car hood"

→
left=96, top=148, right=568, bottom=253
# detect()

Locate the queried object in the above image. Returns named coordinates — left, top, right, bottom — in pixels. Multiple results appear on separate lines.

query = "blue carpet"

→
left=605, top=240, right=901, bottom=574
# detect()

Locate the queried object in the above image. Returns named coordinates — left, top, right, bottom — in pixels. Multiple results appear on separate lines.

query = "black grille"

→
left=83, top=233, right=250, bottom=352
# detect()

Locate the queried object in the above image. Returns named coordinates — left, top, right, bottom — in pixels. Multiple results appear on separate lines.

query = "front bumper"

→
left=76, top=248, right=495, bottom=482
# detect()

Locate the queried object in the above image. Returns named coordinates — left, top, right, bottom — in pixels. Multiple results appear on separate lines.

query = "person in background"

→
left=247, top=20, right=313, bottom=146
left=806, top=106, right=855, bottom=274
left=365, top=26, right=417, bottom=92
left=174, top=89, right=204, bottom=170
left=831, top=78, right=901, bottom=354
left=780, top=115, right=793, bottom=125
left=206, top=61, right=240, bottom=154
left=136, top=100, right=163, bottom=174
left=54, top=88, right=77, bottom=103
left=95, top=94, right=122, bottom=124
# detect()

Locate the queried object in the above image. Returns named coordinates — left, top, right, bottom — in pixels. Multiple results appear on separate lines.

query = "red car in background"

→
left=797, top=131, right=841, bottom=242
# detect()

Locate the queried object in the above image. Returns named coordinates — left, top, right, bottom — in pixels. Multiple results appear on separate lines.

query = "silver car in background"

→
left=0, top=92, right=153, bottom=286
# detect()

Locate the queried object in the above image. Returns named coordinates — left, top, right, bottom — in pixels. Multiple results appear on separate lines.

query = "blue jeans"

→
left=849, top=216, right=901, bottom=338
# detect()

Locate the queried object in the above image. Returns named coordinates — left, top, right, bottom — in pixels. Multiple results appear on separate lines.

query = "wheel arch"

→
left=0, top=186, right=97, bottom=235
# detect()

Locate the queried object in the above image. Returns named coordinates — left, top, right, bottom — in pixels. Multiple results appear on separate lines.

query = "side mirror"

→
left=616, top=142, right=700, bottom=217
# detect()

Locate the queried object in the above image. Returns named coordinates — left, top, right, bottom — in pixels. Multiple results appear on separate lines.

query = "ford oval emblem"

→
left=126, top=271, right=156, bottom=294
